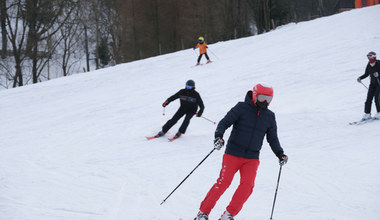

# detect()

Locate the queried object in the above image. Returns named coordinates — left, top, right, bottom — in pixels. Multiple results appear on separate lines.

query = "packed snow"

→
left=1, top=5, right=380, bottom=220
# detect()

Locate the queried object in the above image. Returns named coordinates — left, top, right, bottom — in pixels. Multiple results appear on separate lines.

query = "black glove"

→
left=276, top=151, right=288, bottom=166
left=196, top=110, right=203, bottom=117
left=357, top=77, right=361, bottom=83
left=214, top=137, right=224, bottom=150
left=162, top=100, right=169, bottom=107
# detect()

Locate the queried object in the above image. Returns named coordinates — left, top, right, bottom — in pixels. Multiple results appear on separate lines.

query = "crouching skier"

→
left=156, top=80, right=204, bottom=139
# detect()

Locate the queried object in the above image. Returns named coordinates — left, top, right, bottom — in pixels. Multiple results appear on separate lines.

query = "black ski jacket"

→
left=359, top=60, right=380, bottom=86
left=215, top=91, right=283, bottom=159
left=166, top=89, right=204, bottom=115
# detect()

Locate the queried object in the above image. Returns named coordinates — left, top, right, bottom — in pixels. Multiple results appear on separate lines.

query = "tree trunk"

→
left=32, top=43, right=38, bottom=83
left=154, top=0, right=161, bottom=55
left=84, top=24, right=90, bottom=72
left=131, top=0, right=139, bottom=60
left=1, top=0, right=7, bottom=58
left=94, top=0, right=100, bottom=70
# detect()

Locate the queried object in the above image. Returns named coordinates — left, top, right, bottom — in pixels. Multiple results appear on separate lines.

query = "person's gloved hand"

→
left=276, top=151, right=288, bottom=166
left=214, top=137, right=224, bottom=150
left=196, top=110, right=203, bottom=117
left=374, top=72, right=379, bottom=77
left=162, top=100, right=169, bottom=107
left=357, top=77, right=362, bottom=83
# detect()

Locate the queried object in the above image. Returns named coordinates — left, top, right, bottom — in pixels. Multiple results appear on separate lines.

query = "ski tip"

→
left=146, top=136, right=157, bottom=140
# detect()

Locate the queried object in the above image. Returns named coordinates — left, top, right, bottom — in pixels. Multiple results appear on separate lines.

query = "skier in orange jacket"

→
left=193, top=37, right=212, bottom=65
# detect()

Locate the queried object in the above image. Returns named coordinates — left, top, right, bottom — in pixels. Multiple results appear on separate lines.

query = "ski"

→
left=191, top=64, right=204, bottom=68
left=349, top=118, right=379, bottom=125
left=168, top=135, right=181, bottom=142
left=191, top=61, right=212, bottom=68
left=146, top=135, right=160, bottom=140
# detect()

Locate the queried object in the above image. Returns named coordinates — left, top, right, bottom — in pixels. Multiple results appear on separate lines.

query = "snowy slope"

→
left=1, top=5, right=380, bottom=220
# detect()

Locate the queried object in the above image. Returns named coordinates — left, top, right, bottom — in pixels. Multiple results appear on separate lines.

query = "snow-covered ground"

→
left=1, top=5, right=380, bottom=220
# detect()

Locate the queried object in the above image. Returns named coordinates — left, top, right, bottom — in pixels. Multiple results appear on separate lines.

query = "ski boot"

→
left=219, top=210, right=234, bottom=220
left=194, top=211, right=208, bottom=220
left=361, top=113, right=371, bottom=120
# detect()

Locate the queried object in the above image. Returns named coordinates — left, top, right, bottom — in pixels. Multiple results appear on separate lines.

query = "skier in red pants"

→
left=194, top=83, right=288, bottom=220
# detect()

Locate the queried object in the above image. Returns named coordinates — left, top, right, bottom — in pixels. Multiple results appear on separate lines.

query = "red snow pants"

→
left=199, top=153, right=260, bottom=216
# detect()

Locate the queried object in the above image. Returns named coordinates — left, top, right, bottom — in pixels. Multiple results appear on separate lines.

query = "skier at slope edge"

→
left=357, top=51, right=380, bottom=120
left=194, top=83, right=288, bottom=220
left=156, top=80, right=205, bottom=139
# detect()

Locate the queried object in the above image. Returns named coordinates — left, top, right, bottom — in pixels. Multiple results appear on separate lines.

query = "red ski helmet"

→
left=252, top=83, right=274, bottom=104
left=367, top=51, right=376, bottom=63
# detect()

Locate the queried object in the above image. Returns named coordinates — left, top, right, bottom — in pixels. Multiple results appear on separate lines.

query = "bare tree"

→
left=75, top=0, right=92, bottom=72
left=23, top=0, right=78, bottom=83
left=59, top=15, right=83, bottom=76
left=0, top=59, right=13, bottom=88
left=6, top=0, right=28, bottom=87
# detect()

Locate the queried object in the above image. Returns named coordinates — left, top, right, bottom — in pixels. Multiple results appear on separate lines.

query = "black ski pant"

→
left=197, top=53, right=210, bottom=63
left=364, top=83, right=380, bottom=114
left=162, top=108, right=195, bottom=134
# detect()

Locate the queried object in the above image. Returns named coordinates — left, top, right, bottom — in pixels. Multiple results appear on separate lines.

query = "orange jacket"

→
left=195, top=42, right=208, bottom=54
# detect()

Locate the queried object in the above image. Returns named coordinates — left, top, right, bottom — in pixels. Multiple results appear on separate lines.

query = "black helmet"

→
left=186, top=80, right=195, bottom=89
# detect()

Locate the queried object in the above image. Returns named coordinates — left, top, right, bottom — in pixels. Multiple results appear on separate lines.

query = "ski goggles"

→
left=367, top=53, right=376, bottom=59
left=186, top=85, right=193, bottom=89
left=257, top=94, right=273, bottom=103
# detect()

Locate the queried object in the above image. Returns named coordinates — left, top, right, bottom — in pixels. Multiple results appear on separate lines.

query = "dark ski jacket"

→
left=359, top=60, right=380, bottom=86
left=166, top=89, right=205, bottom=115
left=215, top=91, right=283, bottom=159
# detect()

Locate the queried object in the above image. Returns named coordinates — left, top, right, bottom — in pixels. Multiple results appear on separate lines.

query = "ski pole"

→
left=193, top=48, right=198, bottom=57
left=359, top=81, right=368, bottom=90
left=201, top=116, right=216, bottom=125
left=208, top=48, right=219, bottom=60
left=160, top=148, right=216, bottom=205
left=163, top=107, right=166, bottom=116
left=270, top=164, right=284, bottom=220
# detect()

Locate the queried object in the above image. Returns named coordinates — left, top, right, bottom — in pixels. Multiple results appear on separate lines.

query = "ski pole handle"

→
left=201, top=116, right=216, bottom=125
